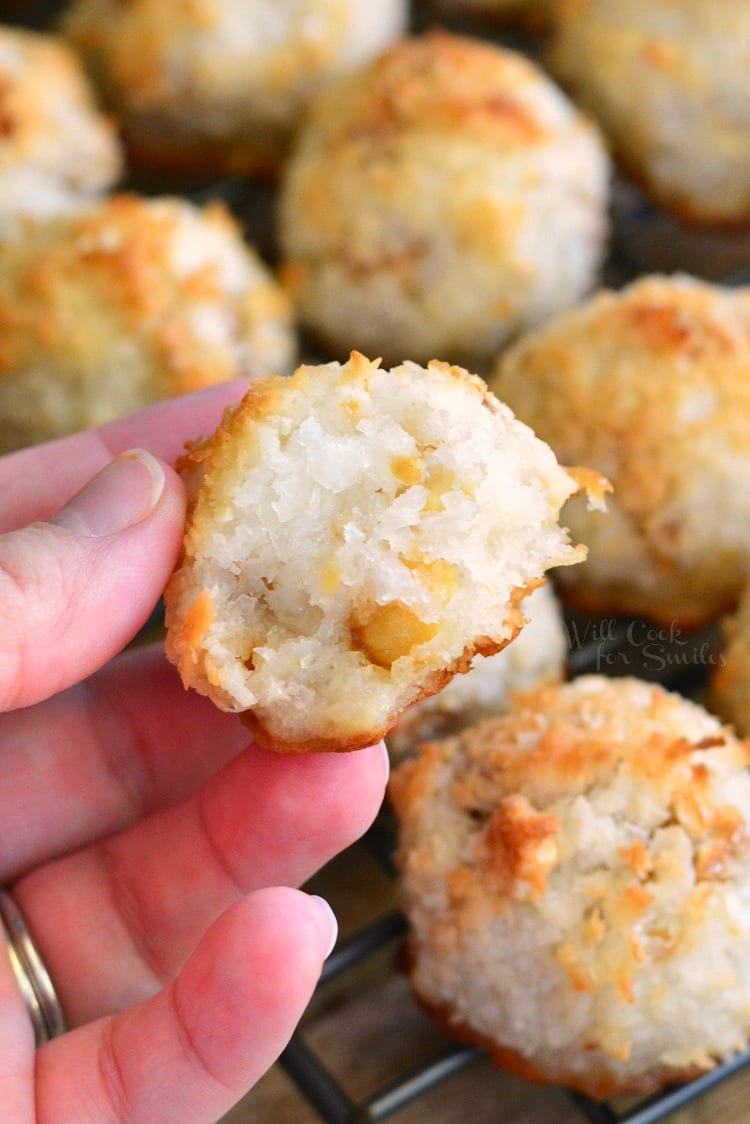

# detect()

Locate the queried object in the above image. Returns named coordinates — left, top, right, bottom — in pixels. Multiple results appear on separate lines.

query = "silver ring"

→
left=0, top=889, right=67, bottom=1045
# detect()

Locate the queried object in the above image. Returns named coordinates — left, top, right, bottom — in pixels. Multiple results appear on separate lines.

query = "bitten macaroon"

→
left=165, top=352, right=601, bottom=753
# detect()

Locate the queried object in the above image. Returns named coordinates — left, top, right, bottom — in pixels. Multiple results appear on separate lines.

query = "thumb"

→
left=0, top=449, right=185, bottom=712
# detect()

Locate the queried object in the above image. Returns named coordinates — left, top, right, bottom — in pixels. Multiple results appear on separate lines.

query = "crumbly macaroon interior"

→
left=173, top=356, right=583, bottom=746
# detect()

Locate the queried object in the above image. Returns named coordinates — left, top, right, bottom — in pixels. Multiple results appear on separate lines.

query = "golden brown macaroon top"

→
left=0, top=24, right=120, bottom=190
left=549, top=0, right=750, bottom=225
left=493, top=275, right=750, bottom=558
left=553, top=0, right=737, bottom=93
left=0, top=193, right=291, bottom=395
left=301, top=31, right=578, bottom=149
left=392, top=677, right=750, bottom=843
left=64, top=0, right=219, bottom=106
left=497, top=275, right=750, bottom=433
left=64, top=0, right=368, bottom=114
left=0, top=26, right=113, bottom=164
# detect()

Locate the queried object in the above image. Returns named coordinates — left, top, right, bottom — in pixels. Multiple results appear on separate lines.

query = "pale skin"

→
left=0, top=382, right=388, bottom=1123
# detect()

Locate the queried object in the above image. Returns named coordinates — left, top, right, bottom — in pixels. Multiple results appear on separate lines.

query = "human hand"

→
left=0, top=384, right=388, bottom=1123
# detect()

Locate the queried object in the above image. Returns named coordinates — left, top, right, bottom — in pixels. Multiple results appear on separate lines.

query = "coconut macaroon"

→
left=712, top=586, right=750, bottom=739
left=492, top=274, right=750, bottom=628
left=62, top=0, right=407, bottom=176
left=392, top=675, right=750, bottom=1097
left=279, top=32, right=609, bottom=369
left=0, top=25, right=121, bottom=225
left=387, top=581, right=566, bottom=762
left=164, top=352, right=600, bottom=754
left=549, top=0, right=750, bottom=225
left=0, top=194, right=295, bottom=452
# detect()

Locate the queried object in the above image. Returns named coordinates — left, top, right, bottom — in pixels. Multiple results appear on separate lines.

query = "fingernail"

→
left=308, top=895, right=338, bottom=958
left=51, top=450, right=166, bottom=538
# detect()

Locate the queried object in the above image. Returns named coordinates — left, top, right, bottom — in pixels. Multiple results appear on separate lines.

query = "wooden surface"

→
left=221, top=836, right=750, bottom=1124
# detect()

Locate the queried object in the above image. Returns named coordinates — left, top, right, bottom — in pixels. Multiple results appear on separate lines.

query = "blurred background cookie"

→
left=387, top=581, right=567, bottom=762
left=164, top=352, right=595, bottom=753
left=0, top=193, right=295, bottom=452
left=392, top=675, right=750, bottom=1097
left=0, top=24, right=121, bottom=225
left=280, top=31, right=609, bottom=370
left=712, top=583, right=750, bottom=738
left=493, top=274, right=750, bottom=628
left=62, top=0, right=408, bottom=177
left=549, top=0, right=750, bottom=225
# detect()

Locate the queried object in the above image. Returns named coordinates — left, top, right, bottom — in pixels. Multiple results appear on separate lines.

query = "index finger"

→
left=0, top=380, right=249, bottom=533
